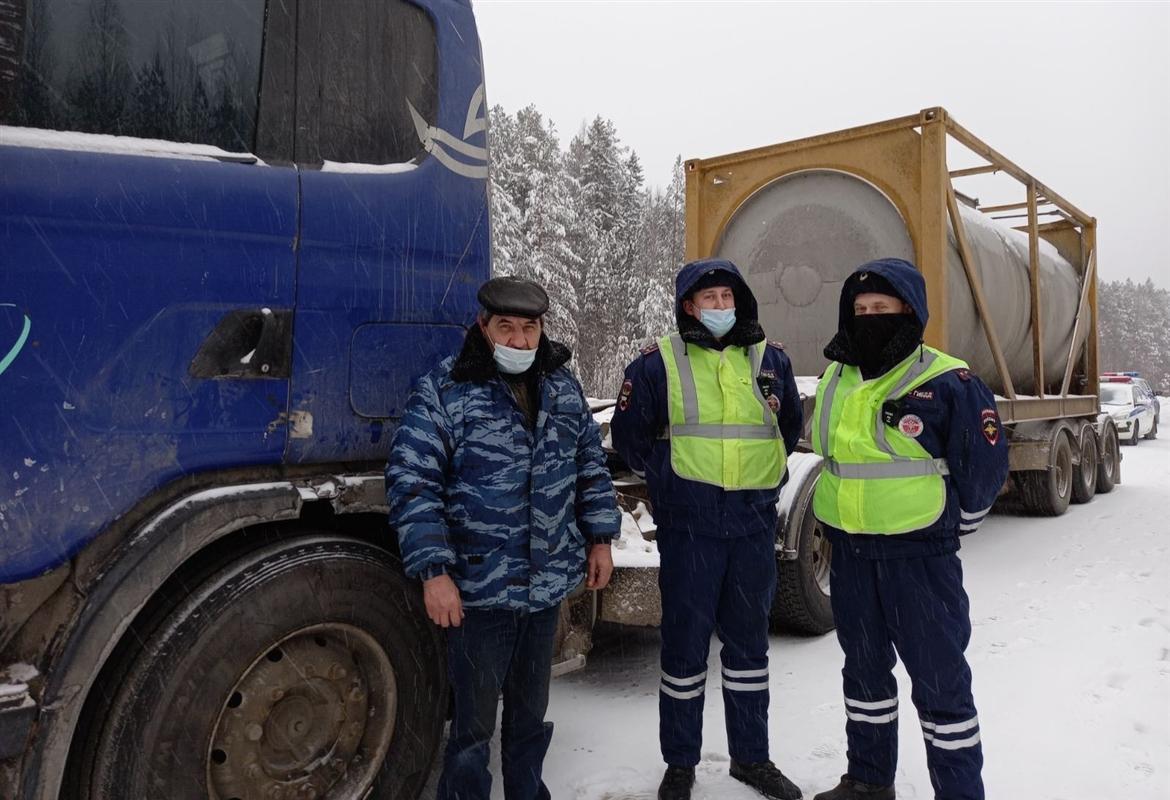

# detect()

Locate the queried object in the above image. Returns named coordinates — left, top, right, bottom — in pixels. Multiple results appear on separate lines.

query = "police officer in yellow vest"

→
left=810, top=259, right=1008, bottom=800
left=612, top=259, right=803, bottom=800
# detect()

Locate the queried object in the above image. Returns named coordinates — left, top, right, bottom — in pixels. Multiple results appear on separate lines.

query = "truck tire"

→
left=1019, top=431, right=1073, bottom=516
left=1096, top=422, right=1120, bottom=494
left=771, top=473, right=834, bottom=635
left=1071, top=427, right=1098, bottom=505
left=70, top=536, right=445, bottom=800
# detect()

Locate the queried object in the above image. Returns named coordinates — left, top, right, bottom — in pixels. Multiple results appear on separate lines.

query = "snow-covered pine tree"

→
left=1098, top=278, right=1170, bottom=393
left=487, top=105, right=582, bottom=356
left=487, top=105, right=524, bottom=279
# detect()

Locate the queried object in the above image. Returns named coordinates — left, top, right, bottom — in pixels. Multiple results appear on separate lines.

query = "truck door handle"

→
left=189, top=308, right=293, bottom=379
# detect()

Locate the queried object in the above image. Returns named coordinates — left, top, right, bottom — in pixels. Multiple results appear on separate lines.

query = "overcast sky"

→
left=474, top=1, right=1169, bottom=285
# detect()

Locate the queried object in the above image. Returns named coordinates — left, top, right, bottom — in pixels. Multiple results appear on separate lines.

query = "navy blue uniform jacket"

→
left=822, top=257, right=1010, bottom=559
left=611, top=259, right=802, bottom=538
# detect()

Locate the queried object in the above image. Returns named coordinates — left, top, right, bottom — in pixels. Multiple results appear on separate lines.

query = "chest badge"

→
left=898, top=414, right=924, bottom=438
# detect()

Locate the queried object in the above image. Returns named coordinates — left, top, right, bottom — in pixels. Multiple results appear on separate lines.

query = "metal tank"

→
left=714, top=169, right=1087, bottom=395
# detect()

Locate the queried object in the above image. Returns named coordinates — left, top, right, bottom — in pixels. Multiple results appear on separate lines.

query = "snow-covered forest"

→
left=486, top=105, right=1169, bottom=397
left=1099, top=279, right=1170, bottom=393
left=487, top=105, right=683, bottom=397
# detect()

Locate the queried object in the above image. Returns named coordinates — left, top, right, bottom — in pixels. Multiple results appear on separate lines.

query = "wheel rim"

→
left=811, top=521, right=832, bottom=595
left=1081, top=438, right=1097, bottom=490
left=1055, top=439, right=1072, bottom=497
left=1103, top=430, right=1117, bottom=478
left=207, top=624, right=396, bottom=800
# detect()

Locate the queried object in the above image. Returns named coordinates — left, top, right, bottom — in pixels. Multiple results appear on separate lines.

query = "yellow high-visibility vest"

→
left=812, top=346, right=967, bottom=534
left=659, top=334, right=785, bottom=490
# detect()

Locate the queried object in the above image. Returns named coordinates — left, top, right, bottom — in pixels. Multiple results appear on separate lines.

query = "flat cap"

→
left=477, top=276, right=549, bottom=318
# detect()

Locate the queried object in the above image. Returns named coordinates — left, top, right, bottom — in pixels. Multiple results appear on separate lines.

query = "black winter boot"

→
left=657, top=765, right=695, bottom=800
left=728, top=760, right=803, bottom=800
left=813, top=774, right=895, bottom=800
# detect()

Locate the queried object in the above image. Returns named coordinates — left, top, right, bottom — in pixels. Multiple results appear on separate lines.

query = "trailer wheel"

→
left=1071, top=428, right=1098, bottom=505
left=1096, top=422, right=1120, bottom=494
left=1019, top=431, right=1073, bottom=516
left=71, top=535, right=445, bottom=800
left=771, top=472, right=834, bottom=635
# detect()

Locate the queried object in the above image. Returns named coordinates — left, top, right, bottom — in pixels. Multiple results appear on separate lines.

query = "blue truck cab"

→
left=0, top=1, right=489, bottom=796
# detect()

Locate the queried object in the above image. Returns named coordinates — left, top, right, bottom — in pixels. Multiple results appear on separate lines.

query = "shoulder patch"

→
left=908, top=388, right=935, bottom=401
left=956, top=368, right=972, bottom=382
left=767, top=340, right=785, bottom=350
left=640, top=341, right=660, bottom=356
left=981, top=408, right=1000, bottom=445
left=617, top=378, right=634, bottom=412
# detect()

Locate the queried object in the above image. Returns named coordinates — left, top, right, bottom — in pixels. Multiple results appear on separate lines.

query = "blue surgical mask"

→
left=700, top=307, right=736, bottom=338
left=493, top=343, right=537, bottom=374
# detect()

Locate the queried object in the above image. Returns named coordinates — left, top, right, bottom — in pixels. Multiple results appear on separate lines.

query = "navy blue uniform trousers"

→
left=830, top=537, right=983, bottom=800
left=438, top=605, right=559, bottom=800
left=657, top=528, right=776, bottom=767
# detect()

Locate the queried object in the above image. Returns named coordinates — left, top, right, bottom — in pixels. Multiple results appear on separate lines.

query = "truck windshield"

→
left=1100, top=385, right=1134, bottom=406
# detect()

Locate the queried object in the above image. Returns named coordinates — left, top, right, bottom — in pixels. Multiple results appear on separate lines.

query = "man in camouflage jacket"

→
left=387, top=276, right=619, bottom=800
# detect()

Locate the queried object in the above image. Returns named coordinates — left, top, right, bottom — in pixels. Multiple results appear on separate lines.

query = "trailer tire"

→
left=771, top=478, right=834, bottom=636
left=70, top=535, right=445, bottom=800
left=1019, top=431, right=1073, bottom=516
left=1071, top=428, right=1098, bottom=505
left=1096, top=423, right=1120, bottom=494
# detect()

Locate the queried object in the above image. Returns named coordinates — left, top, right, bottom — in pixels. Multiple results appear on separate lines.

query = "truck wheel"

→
left=1071, top=428, right=1097, bottom=505
left=1019, top=431, right=1073, bottom=516
left=71, top=536, right=445, bottom=800
left=771, top=474, right=834, bottom=635
left=1096, top=422, right=1120, bottom=494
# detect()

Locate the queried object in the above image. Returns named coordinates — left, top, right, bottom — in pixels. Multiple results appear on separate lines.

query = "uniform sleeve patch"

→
left=618, top=378, right=633, bottom=411
left=768, top=340, right=785, bottom=350
left=956, top=368, right=972, bottom=382
left=898, top=414, right=924, bottom=438
left=908, top=389, right=935, bottom=401
left=981, top=408, right=1000, bottom=445
left=640, top=341, right=660, bottom=356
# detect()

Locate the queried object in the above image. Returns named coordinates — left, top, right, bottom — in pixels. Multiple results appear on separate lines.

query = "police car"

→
left=1100, top=374, right=1159, bottom=444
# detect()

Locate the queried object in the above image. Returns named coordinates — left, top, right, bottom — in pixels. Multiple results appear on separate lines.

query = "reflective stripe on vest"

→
left=812, top=346, right=967, bottom=534
left=660, top=334, right=785, bottom=490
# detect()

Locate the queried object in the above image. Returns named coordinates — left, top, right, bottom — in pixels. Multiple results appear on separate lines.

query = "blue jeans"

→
left=437, top=604, right=560, bottom=800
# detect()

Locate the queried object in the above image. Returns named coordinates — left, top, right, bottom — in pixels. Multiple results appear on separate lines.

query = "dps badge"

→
left=766, top=395, right=781, bottom=413
left=981, top=408, right=1000, bottom=445
left=898, top=414, right=924, bottom=438
left=618, top=378, right=633, bottom=412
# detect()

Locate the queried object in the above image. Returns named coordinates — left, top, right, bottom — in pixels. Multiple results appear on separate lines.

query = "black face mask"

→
left=850, top=313, right=919, bottom=372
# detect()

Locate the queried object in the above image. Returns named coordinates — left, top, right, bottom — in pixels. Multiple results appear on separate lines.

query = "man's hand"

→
left=422, top=574, right=464, bottom=628
left=586, top=542, right=614, bottom=590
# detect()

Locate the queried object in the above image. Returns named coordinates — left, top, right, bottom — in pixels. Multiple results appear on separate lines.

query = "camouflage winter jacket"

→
left=386, top=327, right=620, bottom=610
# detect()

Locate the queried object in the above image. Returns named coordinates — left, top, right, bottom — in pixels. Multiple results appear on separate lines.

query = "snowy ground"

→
left=425, top=422, right=1169, bottom=800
